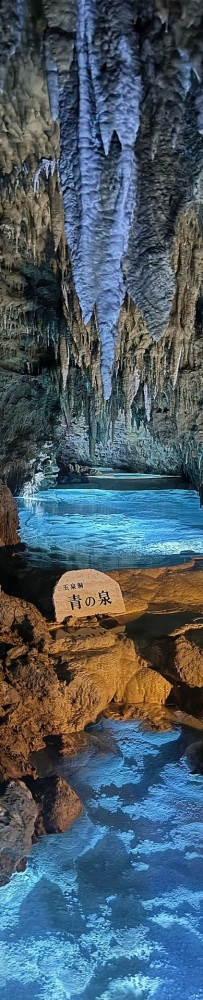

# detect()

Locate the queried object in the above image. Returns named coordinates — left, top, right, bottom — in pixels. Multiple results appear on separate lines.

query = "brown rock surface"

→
left=0, top=481, right=20, bottom=546
left=0, top=780, right=38, bottom=886
left=2, top=567, right=203, bottom=791
left=104, top=702, right=176, bottom=732
left=29, top=775, right=82, bottom=838
left=122, top=662, right=171, bottom=707
left=53, top=625, right=118, bottom=654
left=174, top=635, right=203, bottom=688
left=1, top=576, right=203, bottom=883
left=0, top=770, right=82, bottom=886
left=0, top=590, right=172, bottom=779
left=110, top=560, right=203, bottom=617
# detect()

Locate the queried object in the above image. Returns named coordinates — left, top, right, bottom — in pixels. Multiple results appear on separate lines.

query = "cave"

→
left=1, top=2, right=203, bottom=997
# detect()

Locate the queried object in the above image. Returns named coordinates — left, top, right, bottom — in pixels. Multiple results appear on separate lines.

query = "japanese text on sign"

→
left=53, top=570, right=125, bottom=622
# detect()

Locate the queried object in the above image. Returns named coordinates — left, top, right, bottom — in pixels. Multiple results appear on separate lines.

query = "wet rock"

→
left=0, top=780, right=38, bottom=886
left=122, top=661, right=171, bottom=707
left=103, top=702, right=175, bottom=732
left=174, top=635, right=203, bottom=687
left=28, top=775, right=82, bottom=837
left=0, top=590, right=173, bottom=779
left=3, top=580, right=203, bottom=786
left=0, top=482, right=20, bottom=547
left=184, top=739, right=203, bottom=773
left=111, top=561, right=203, bottom=618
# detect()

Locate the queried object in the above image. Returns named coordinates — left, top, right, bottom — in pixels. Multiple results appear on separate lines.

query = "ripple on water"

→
left=0, top=720, right=203, bottom=999
left=17, top=487, right=203, bottom=569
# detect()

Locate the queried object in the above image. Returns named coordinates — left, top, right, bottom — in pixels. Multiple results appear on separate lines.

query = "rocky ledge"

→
left=1, top=562, right=203, bottom=882
left=1, top=483, right=203, bottom=883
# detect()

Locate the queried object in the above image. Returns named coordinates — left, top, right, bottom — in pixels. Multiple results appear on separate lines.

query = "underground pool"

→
left=17, top=482, right=203, bottom=570
left=1, top=479, right=202, bottom=999
left=1, top=718, right=203, bottom=1000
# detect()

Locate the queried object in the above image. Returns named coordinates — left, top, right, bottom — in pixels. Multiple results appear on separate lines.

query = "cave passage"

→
left=17, top=483, right=203, bottom=570
left=0, top=718, right=203, bottom=999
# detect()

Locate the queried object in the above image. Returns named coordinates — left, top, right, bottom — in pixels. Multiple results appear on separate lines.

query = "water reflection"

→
left=1, top=719, right=203, bottom=999
left=17, top=487, right=203, bottom=570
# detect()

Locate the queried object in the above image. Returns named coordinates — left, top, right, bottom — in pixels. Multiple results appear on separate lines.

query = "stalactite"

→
left=143, top=383, right=151, bottom=423
left=172, top=345, right=183, bottom=389
left=58, top=0, right=141, bottom=398
left=59, top=334, right=69, bottom=391
left=33, top=158, right=57, bottom=194
left=44, top=39, right=59, bottom=122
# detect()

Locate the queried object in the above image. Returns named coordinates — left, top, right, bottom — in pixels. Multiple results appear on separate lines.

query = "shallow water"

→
left=17, top=486, right=203, bottom=569
left=10, top=484, right=203, bottom=998
left=1, top=719, right=203, bottom=999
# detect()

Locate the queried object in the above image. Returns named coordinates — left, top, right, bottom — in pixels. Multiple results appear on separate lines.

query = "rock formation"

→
left=0, top=2, right=203, bottom=485
left=1, top=0, right=203, bottom=882
left=1, top=558, right=203, bottom=772
left=0, top=481, right=20, bottom=545
left=0, top=775, right=82, bottom=885
left=0, top=780, right=38, bottom=886
left=1, top=482, right=203, bottom=884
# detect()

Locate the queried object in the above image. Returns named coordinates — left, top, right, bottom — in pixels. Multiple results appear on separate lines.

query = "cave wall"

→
left=0, top=1, right=203, bottom=488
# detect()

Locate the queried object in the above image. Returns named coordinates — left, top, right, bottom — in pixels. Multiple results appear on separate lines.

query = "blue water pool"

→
left=1, top=719, right=203, bottom=999
left=17, top=486, right=203, bottom=569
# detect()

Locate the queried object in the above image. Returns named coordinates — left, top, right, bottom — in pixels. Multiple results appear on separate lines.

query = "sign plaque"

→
left=53, top=569, right=125, bottom=622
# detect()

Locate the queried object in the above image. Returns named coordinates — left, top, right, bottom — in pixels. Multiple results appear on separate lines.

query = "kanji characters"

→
left=99, top=591, right=112, bottom=605
left=68, top=594, right=82, bottom=610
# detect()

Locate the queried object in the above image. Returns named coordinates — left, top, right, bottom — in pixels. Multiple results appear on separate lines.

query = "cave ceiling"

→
left=0, top=0, right=203, bottom=484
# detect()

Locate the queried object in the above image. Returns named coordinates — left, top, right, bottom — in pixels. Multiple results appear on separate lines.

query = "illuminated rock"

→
left=53, top=569, right=125, bottom=622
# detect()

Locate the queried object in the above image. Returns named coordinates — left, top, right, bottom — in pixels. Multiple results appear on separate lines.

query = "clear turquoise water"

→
left=4, top=486, right=203, bottom=998
left=17, top=487, right=203, bottom=569
left=1, top=719, right=203, bottom=999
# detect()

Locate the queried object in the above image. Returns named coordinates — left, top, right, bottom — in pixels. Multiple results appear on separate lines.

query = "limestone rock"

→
left=122, top=662, right=171, bottom=707
left=53, top=625, right=118, bottom=655
left=104, top=702, right=175, bottom=732
left=0, top=5, right=203, bottom=486
left=29, top=775, right=82, bottom=837
left=0, top=780, right=38, bottom=886
left=0, top=589, right=52, bottom=648
left=53, top=569, right=125, bottom=622
left=3, top=583, right=203, bottom=786
left=0, top=590, right=173, bottom=779
left=110, top=561, right=203, bottom=618
left=0, top=481, right=20, bottom=546
left=174, top=635, right=203, bottom=687
left=0, top=772, right=82, bottom=885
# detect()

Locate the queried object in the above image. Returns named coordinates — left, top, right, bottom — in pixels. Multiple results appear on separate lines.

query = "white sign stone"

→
left=53, top=569, right=125, bottom=622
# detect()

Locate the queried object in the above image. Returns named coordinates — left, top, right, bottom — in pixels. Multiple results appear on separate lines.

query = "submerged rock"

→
left=0, top=780, right=38, bottom=886
left=28, top=775, right=82, bottom=838
left=0, top=774, right=82, bottom=885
